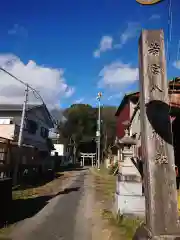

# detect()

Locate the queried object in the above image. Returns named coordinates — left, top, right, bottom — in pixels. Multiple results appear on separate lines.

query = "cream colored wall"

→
left=0, top=124, right=16, bottom=140
left=0, top=107, right=51, bottom=151
left=130, top=107, right=141, bottom=148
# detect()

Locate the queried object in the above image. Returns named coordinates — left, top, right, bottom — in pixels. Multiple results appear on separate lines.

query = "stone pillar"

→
left=138, top=30, right=180, bottom=238
left=115, top=131, right=145, bottom=216
left=117, top=149, right=120, bottom=161
left=121, top=147, right=141, bottom=176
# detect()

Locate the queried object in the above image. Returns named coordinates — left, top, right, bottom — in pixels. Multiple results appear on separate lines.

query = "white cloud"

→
left=93, top=36, right=113, bottom=58
left=65, top=88, right=75, bottom=98
left=118, top=22, right=141, bottom=47
left=8, top=24, right=28, bottom=37
left=173, top=60, right=180, bottom=69
left=107, top=93, right=122, bottom=101
left=98, top=61, right=138, bottom=89
left=74, top=98, right=84, bottom=104
left=94, top=22, right=140, bottom=57
left=0, top=54, right=75, bottom=108
left=149, top=14, right=160, bottom=20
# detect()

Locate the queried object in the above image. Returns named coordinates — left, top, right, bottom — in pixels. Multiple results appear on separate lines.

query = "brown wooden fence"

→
left=0, top=137, right=37, bottom=178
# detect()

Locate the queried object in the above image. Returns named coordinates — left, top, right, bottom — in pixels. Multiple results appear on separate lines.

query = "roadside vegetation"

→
left=91, top=166, right=142, bottom=240
left=178, top=190, right=180, bottom=214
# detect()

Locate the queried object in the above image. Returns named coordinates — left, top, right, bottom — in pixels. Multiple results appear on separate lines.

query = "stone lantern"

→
left=116, top=129, right=138, bottom=176
left=114, top=129, right=145, bottom=217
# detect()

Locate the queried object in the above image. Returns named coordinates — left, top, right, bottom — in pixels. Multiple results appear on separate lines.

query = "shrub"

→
left=108, top=161, right=118, bottom=175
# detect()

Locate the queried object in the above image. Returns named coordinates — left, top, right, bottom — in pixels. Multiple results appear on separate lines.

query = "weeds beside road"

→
left=91, top=166, right=141, bottom=240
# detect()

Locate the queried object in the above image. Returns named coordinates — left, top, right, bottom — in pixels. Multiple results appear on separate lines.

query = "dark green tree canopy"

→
left=58, top=104, right=97, bottom=144
left=57, top=104, right=117, bottom=155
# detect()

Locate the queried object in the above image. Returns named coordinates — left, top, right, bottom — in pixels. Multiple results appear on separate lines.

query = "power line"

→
left=0, top=66, right=58, bottom=126
left=166, top=0, right=173, bottom=66
left=0, top=66, right=45, bottom=104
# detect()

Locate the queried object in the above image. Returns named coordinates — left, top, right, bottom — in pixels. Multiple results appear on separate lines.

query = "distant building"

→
left=115, top=78, right=180, bottom=167
left=0, top=104, right=54, bottom=155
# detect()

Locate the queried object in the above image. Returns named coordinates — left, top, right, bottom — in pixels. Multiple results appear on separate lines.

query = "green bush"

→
left=108, top=161, right=118, bottom=175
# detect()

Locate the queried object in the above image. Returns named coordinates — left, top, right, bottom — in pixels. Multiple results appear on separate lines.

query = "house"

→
left=115, top=77, right=180, bottom=164
left=115, top=91, right=139, bottom=139
left=0, top=104, right=54, bottom=156
left=49, top=132, right=75, bottom=167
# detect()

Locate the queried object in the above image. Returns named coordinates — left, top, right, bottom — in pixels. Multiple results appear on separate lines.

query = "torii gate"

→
left=80, top=152, right=96, bottom=167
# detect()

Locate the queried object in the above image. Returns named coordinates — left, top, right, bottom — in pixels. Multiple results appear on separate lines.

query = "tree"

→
left=58, top=104, right=97, bottom=147
left=57, top=104, right=117, bottom=161
left=101, top=106, right=117, bottom=157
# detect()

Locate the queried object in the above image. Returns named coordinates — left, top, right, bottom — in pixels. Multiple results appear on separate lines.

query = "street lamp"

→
left=96, top=92, right=102, bottom=170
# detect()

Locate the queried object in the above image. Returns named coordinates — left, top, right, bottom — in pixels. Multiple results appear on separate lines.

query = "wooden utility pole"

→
left=138, top=30, right=180, bottom=238
left=13, top=85, right=28, bottom=185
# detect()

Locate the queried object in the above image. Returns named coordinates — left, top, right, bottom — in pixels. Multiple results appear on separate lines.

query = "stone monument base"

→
left=114, top=174, right=145, bottom=216
left=133, top=223, right=180, bottom=240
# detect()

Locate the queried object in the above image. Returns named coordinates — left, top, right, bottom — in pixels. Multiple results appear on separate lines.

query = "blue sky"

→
left=0, top=0, right=179, bottom=109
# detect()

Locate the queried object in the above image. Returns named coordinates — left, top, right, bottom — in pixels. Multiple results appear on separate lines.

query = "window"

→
left=26, top=120, right=38, bottom=134
left=0, top=118, right=11, bottom=124
left=40, top=127, right=49, bottom=139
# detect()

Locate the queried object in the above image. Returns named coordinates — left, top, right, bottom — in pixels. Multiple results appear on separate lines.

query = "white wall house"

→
left=51, top=144, right=64, bottom=156
left=0, top=104, right=54, bottom=152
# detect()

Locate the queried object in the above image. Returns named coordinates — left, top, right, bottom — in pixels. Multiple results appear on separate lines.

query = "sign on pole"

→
left=96, top=131, right=100, bottom=137
left=136, top=0, right=163, bottom=5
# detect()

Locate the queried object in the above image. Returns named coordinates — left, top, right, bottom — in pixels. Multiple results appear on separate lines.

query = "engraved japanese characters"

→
left=148, top=40, right=168, bottom=164
left=148, top=42, right=160, bottom=56
left=152, top=130, right=168, bottom=164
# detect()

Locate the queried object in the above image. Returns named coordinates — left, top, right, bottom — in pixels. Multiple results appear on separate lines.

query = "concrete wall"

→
left=0, top=108, right=51, bottom=151
left=51, top=144, right=64, bottom=156
left=23, top=109, right=50, bottom=151
left=129, top=107, right=142, bottom=159
left=116, top=99, right=140, bottom=139
left=0, top=124, right=16, bottom=140
left=129, top=102, right=140, bottom=136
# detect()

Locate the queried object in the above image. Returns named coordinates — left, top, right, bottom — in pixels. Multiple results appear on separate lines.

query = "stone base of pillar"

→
left=114, top=174, right=145, bottom=216
left=133, top=224, right=180, bottom=240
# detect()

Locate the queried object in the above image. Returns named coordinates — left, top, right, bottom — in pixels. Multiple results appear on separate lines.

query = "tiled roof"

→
left=0, top=104, right=42, bottom=111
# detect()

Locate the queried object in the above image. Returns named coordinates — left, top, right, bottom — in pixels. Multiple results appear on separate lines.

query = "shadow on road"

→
left=9, top=195, right=52, bottom=224
left=57, top=187, right=80, bottom=195
left=57, top=164, right=88, bottom=172
left=9, top=186, right=80, bottom=225
left=16, top=164, right=86, bottom=191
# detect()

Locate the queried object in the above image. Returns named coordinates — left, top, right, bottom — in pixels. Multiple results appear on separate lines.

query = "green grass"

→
left=12, top=188, right=37, bottom=200
left=0, top=223, right=16, bottom=239
left=178, top=190, right=180, bottom=215
left=91, top=166, right=141, bottom=239
left=91, top=166, right=116, bottom=199
left=102, top=209, right=142, bottom=240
